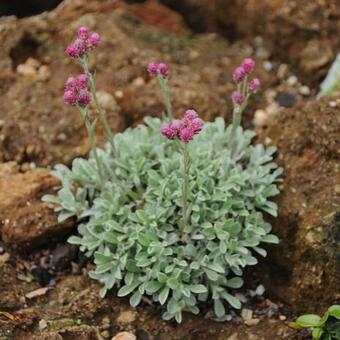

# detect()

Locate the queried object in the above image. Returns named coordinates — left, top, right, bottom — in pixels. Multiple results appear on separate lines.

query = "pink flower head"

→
left=66, top=38, right=87, bottom=58
left=233, top=66, right=246, bottom=83
left=147, top=62, right=158, bottom=75
left=66, top=27, right=100, bottom=59
left=77, top=89, right=92, bottom=107
left=171, top=119, right=184, bottom=134
left=190, top=118, right=204, bottom=134
left=184, top=109, right=198, bottom=121
left=231, top=91, right=245, bottom=105
left=64, top=90, right=77, bottom=106
left=77, top=74, right=89, bottom=88
left=65, top=45, right=78, bottom=58
left=248, top=78, right=260, bottom=92
left=65, top=77, right=78, bottom=91
left=89, top=32, right=100, bottom=48
left=241, top=58, right=255, bottom=74
left=78, top=26, right=90, bottom=40
left=157, top=63, right=169, bottom=77
left=179, top=127, right=194, bottom=143
left=160, top=123, right=177, bottom=140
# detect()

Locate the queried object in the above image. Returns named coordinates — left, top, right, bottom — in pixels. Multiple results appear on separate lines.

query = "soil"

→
left=0, top=0, right=339, bottom=339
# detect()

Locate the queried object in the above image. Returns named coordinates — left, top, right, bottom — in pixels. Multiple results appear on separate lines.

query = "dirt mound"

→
left=257, top=96, right=340, bottom=313
left=161, top=0, right=339, bottom=85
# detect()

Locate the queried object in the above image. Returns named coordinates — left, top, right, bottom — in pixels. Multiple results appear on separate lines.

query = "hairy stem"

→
left=157, top=75, right=173, bottom=119
left=81, top=108, right=106, bottom=189
left=81, top=58, right=116, bottom=153
left=182, top=143, right=190, bottom=229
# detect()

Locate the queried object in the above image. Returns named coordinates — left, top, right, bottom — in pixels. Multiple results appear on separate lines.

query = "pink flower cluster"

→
left=66, top=26, right=100, bottom=58
left=147, top=62, right=169, bottom=77
left=160, top=110, right=204, bottom=143
left=64, top=74, right=91, bottom=107
left=231, top=58, right=260, bottom=105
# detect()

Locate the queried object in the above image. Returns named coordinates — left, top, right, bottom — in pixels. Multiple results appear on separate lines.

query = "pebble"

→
left=17, top=64, right=37, bottom=77
left=253, top=110, right=268, bottom=127
left=101, top=330, right=110, bottom=338
left=244, top=318, right=260, bottom=326
left=111, top=332, right=136, bottom=340
left=241, top=308, right=253, bottom=321
left=279, top=315, right=287, bottom=321
left=255, top=284, right=265, bottom=296
left=39, top=319, right=48, bottom=330
left=114, top=90, right=124, bottom=99
left=37, top=65, right=51, bottom=81
left=227, top=333, right=238, bottom=340
left=276, top=91, right=296, bottom=108
left=299, top=85, right=310, bottom=96
left=96, top=91, right=117, bottom=111
left=263, top=61, right=273, bottom=72
left=116, top=310, right=137, bottom=325
left=132, top=77, right=145, bottom=87
left=329, top=101, right=337, bottom=108
left=287, top=75, right=298, bottom=86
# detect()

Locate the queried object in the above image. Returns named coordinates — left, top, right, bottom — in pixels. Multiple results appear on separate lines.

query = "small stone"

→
left=17, top=64, right=37, bottom=77
left=253, top=110, right=268, bottom=127
left=26, top=57, right=40, bottom=69
left=39, top=319, right=48, bottom=330
left=241, top=308, right=253, bottom=321
left=263, top=61, right=273, bottom=71
left=132, top=77, right=145, bottom=87
left=329, top=101, right=337, bottom=108
left=37, top=65, right=51, bottom=81
left=101, top=330, right=110, bottom=338
left=111, top=332, right=136, bottom=340
left=276, top=91, right=296, bottom=108
left=279, top=315, right=287, bottom=321
left=299, top=85, right=310, bottom=96
left=255, top=284, right=265, bottom=296
left=116, top=310, right=137, bottom=325
left=287, top=76, right=298, bottom=86
left=96, top=91, right=117, bottom=111
left=227, top=333, right=238, bottom=340
left=114, top=90, right=124, bottom=99
left=244, top=318, right=260, bottom=326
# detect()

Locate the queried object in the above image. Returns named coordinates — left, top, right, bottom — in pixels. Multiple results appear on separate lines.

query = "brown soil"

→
left=0, top=0, right=339, bottom=339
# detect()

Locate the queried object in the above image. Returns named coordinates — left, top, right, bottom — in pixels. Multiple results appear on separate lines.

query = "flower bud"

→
left=157, top=63, right=169, bottom=77
left=77, top=89, right=92, bottom=107
left=233, top=66, right=246, bottom=83
left=78, top=26, right=90, bottom=40
left=147, top=62, right=158, bottom=75
left=241, top=58, right=255, bottom=74
left=64, top=90, right=77, bottom=105
left=65, top=77, right=78, bottom=90
left=89, top=32, right=100, bottom=48
left=231, top=91, right=245, bottom=105
left=77, top=74, right=89, bottom=88
left=160, top=123, right=177, bottom=140
left=179, top=127, right=194, bottom=143
left=248, top=78, right=260, bottom=92
left=184, top=109, right=198, bottom=121
left=190, top=118, right=204, bottom=134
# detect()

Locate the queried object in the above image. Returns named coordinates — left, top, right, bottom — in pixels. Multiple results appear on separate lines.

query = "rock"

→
left=241, top=308, right=253, bottom=321
left=257, top=96, right=340, bottom=312
left=111, top=332, right=136, bottom=340
left=253, top=110, right=268, bottom=127
left=96, top=91, right=118, bottom=111
left=116, top=310, right=137, bottom=325
left=16, top=64, right=37, bottom=78
left=276, top=91, right=297, bottom=108
left=244, top=318, right=260, bottom=326
left=0, top=170, right=74, bottom=250
left=50, top=243, right=78, bottom=271
left=39, top=319, right=48, bottom=330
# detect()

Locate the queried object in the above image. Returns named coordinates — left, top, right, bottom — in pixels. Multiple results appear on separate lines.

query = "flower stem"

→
left=157, top=75, right=173, bottom=119
left=80, top=108, right=106, bottom=189
left=81, top=57, right=116, bottom=153
left=181, top=143, right=190, bottom=229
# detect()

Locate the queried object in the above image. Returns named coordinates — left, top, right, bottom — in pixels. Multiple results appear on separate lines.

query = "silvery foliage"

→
left=43, top=117, right=282, bottom=323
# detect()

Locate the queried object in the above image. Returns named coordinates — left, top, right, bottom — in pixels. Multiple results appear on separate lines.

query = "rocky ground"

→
left=0, top=0, right=339, bottom=339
